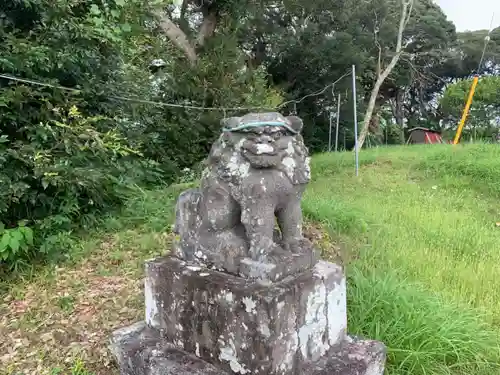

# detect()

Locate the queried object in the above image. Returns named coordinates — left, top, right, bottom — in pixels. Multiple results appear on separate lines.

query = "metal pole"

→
left=453, top=75, right=479, bottom=145
left=352, top=65, right=359, bottom=176
left=335, top=93, right=341, bottom=152
left=328, top=113, right=333, bottom=152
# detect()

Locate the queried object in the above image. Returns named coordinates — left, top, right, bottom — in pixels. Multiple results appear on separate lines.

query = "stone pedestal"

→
left=110, top=256, right=386, bottom=375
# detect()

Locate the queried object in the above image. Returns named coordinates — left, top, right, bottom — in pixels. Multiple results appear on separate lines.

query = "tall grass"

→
left=348, top=268, right=500, bottom=375
left=305, top=144, right=500, bottom=374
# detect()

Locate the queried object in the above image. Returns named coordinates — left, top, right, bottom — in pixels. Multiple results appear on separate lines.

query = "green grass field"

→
left=307, top=144, right=500, bottom=374
left=2, top=144, right=500, bottom=374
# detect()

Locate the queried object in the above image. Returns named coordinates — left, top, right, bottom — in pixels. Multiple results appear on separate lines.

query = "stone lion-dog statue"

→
left=173, top=112, right=318, bottom=281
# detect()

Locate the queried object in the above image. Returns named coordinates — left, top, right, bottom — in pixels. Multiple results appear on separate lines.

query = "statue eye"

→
left=273, top=131, right=285, bottom=138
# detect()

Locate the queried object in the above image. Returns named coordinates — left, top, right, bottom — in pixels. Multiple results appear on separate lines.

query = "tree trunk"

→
left=355, top=0, right=414, bottom=152
left=156, top=13, right=198, bottom=64
left=357, top=78, right=384, bottom=149
left=197, top=6, right=217, bottom=47
left=155, top=1, right=219, bottom=65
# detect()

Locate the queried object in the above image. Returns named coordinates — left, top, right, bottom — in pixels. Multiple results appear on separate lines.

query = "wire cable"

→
left=477, top=12, right=496, bottom=73
left=0, top=70, right=351, bottom=112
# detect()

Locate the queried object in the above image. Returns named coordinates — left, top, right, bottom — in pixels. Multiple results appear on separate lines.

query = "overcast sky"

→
left=435, top=0, right=500, bottom=31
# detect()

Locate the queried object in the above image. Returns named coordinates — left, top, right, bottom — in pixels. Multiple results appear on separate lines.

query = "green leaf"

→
left=115, top=0, right=126, bottom=5
left=0, top=232, right=11, bottom=252
left=9, top=236, right=20, bottom=253
left=90, top=4, right=101, bottom=15
left=22, top=227, right=34, bottom=246
left=94, top=17, right=104, bottom=27
left=121, top=23, right=132, bottom=32
left=10, top=230, right=23, bottom=252
left=42, top=179, right=49, bottom=190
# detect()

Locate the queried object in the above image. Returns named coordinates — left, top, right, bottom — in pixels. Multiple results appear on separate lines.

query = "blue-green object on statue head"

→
left=221, top=112, right=303, bottom=134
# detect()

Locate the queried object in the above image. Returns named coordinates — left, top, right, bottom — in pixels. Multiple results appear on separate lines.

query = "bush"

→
left=0, top=0, right=282, bottom=272
left=121, top=43, right=284, bottom=175
left=0, top=105, right=157, bottom=270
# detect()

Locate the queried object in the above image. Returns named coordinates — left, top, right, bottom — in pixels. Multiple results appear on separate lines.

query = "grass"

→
left=2, top=144, right=500, bottom=374
left=0, top=182, right=339, bottom=375
left=306, top=143, right=500, bottom=374
left=0, top=185, right=188, bottom=375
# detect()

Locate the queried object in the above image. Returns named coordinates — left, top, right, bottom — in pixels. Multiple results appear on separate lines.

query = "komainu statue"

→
left=173, top=112, right=318, bottom=281
left=110, top=112, right=386, bottom=375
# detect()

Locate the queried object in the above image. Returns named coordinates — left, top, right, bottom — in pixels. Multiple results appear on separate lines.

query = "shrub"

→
left=0, top=0, right=282, bottom=272
left=0, top=105, right=157, bottom=270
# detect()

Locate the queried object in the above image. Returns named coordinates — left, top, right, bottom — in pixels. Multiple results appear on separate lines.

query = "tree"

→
left=240, top=0, right=455, bottom=151
left=386, top=0, right=456, bottom=138
left=123, top=1, right=283, bottom=172
left=355, top=0, right=414, bottom=151
left=0, top=0, right=166, bottom=268
left=154, top=0, right=256, bottom=64
left=454, top=27, right=500, bottom=76
left=439, top=76, right=500, bottom=140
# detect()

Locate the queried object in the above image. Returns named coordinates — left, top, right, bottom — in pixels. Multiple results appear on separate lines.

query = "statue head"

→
left=220, top=112, right=305, bottom=169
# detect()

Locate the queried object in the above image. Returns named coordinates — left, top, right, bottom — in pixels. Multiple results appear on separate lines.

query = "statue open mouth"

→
left=241, top=140, right=285, bottom=168
left=254, top=143, right=275, bottom=155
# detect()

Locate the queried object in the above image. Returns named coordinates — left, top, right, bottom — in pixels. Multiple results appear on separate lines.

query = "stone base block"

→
left=109, top=322, right=229, bottom=375
left=109, top=322, right=386, bottom=375
left=174, top=225, right=320, bottom=283
left=145, top=256, right=347, bottom=375
left=303, top=336, right=386, bottom=375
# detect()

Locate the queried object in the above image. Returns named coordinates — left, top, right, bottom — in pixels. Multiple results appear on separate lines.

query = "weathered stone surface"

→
left=239, top=242, right=320, bottom=282
left=109, top=321, right=229, bottom=375
left=304, top=336, right=387, bottom=375
left=108, top=111, right=387, bottom=375
left=110, top=321, right=385, bottom=375
left=173, top=112, right=317, bottom=281
left=144, top=256, right=347, bottom=375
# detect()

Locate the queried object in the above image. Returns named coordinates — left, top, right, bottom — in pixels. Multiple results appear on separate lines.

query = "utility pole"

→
left=335, top=93, right=341, bottom=152
left=352, top=65, right=359, bottom=176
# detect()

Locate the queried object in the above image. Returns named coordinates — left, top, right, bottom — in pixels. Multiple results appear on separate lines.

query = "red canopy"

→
left=407, top=127, right=444, bottom=144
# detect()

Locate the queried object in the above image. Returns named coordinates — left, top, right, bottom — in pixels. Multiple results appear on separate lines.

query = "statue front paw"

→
left=249, top=238, right=283, bottom=263
left=283, top=237, right=313, bottom=254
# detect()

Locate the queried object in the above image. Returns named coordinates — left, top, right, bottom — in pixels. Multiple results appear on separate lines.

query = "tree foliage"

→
left=0, top=0, right=280, bottom=270
left=241, top=0, right=459, bottom=149
left=440, top=76, right=500, bottom=139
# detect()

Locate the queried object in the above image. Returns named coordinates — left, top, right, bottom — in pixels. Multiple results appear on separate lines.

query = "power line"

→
left=107, top=95, right=272, bottom=111
left=0, top=70, right=351, bottom=112
left=477, top=12, right=496, bottom=74
left=0, top=73, right=81, bottom=93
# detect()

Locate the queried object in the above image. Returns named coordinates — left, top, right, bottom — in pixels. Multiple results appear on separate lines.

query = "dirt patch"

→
left=0, top=231, right=172, bottom=375
left=303, top=222, right=345, bottom=265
